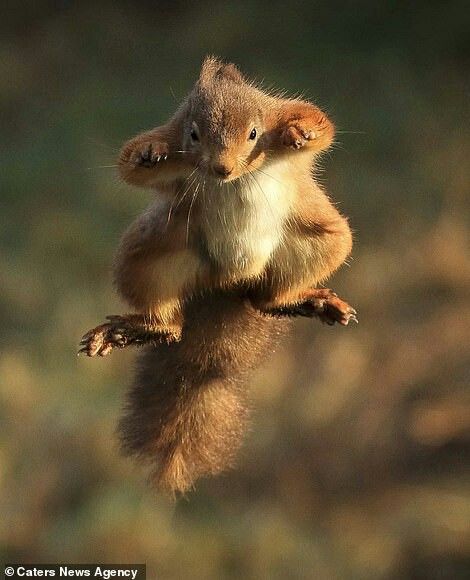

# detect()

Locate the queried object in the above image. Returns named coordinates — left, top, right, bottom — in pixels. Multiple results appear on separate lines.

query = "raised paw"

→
left=131, top=141, right=169, bottom=167
left=282, top=122, right=317, bottom=150
left=78, top=316, right=134, bottom=357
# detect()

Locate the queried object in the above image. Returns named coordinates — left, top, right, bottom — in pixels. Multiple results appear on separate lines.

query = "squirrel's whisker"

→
left=185, top=180, right=201, bottom=245
left=85, top=164, right=119, bottom=170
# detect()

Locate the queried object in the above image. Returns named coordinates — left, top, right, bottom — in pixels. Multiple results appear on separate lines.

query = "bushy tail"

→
left=118, top=290, right=289, bottom=494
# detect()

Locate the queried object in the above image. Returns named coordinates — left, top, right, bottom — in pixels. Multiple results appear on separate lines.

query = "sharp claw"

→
left=77, top=346, right=88, bottom=356
left=349, top=315, right=359, bottom=324
left=163, top=154, right=168, bottom=160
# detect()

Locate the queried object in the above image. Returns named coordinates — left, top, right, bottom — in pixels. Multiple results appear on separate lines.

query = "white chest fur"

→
left=201, top=160, right=294, bottom=279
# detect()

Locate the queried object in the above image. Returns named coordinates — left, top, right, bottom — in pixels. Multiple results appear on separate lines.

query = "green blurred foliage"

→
left=1, top=1, right=469, bottom=578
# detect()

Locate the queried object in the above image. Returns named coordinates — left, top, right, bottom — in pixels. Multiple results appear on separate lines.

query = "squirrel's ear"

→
left=220, top=63, right=244, bottom=83
left=199, top=55, right=244, bottom=84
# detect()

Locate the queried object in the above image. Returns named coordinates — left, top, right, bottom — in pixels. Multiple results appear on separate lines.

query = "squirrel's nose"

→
left=212, top=162, right=233, bottom=178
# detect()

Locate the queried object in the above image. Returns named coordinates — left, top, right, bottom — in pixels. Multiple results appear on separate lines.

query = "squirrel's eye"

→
left=190, top=129, right=199, bottom=142
left=249, top=128, right=257, bottom=140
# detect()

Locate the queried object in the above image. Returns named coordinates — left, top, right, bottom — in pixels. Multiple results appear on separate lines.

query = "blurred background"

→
left=1, top=1, right=469, bottom=578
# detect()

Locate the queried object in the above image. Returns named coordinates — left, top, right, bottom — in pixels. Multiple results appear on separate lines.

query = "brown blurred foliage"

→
left=0, top=1, right=469, bottom=578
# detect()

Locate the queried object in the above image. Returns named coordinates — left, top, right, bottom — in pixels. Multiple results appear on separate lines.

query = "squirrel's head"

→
left=184, top=56, right=268, bottom=182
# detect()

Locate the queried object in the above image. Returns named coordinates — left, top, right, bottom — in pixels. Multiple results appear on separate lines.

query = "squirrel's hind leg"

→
left=78, top=314, right=180, bottom=357
left=263, top=289, right=358, bottom=327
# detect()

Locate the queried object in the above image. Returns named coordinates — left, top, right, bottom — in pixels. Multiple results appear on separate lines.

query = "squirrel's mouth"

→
left=206, top=169, right=240, bottom=184
left=210, top=168, right=237, bottom=182
left=196, top=159, right=243, bottom=184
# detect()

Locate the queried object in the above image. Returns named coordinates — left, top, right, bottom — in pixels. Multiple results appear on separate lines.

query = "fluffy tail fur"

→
left=118, top=290, right=289, bottom=494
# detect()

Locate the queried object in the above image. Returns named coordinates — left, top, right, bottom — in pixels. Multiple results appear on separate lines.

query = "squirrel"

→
left=79, top=56, right=357, bottom=494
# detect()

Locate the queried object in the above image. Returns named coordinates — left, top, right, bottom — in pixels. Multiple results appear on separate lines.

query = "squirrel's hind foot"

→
left=299, top=289, right=358, bottom=326
left=268, top=289, right=358, bottom=327
left=78, top=315, right=178, bottom=357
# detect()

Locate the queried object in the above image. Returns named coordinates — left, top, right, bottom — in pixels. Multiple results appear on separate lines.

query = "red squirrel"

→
left=79, top=56, right=357, bottom=494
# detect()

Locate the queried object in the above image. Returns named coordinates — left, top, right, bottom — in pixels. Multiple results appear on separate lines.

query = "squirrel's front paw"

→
left=281, top=122, right=317, bottom=150
left=130, top=141, right=169, bottom=167
left=120, top=140, right=169, bottom=170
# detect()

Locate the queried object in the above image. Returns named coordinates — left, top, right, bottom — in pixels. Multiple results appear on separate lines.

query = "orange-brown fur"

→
left=80, top=56, right=355, bottom=494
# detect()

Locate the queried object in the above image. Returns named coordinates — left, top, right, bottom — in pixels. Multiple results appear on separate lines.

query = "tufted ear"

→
left=199, top=55, right=245, bottom=85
